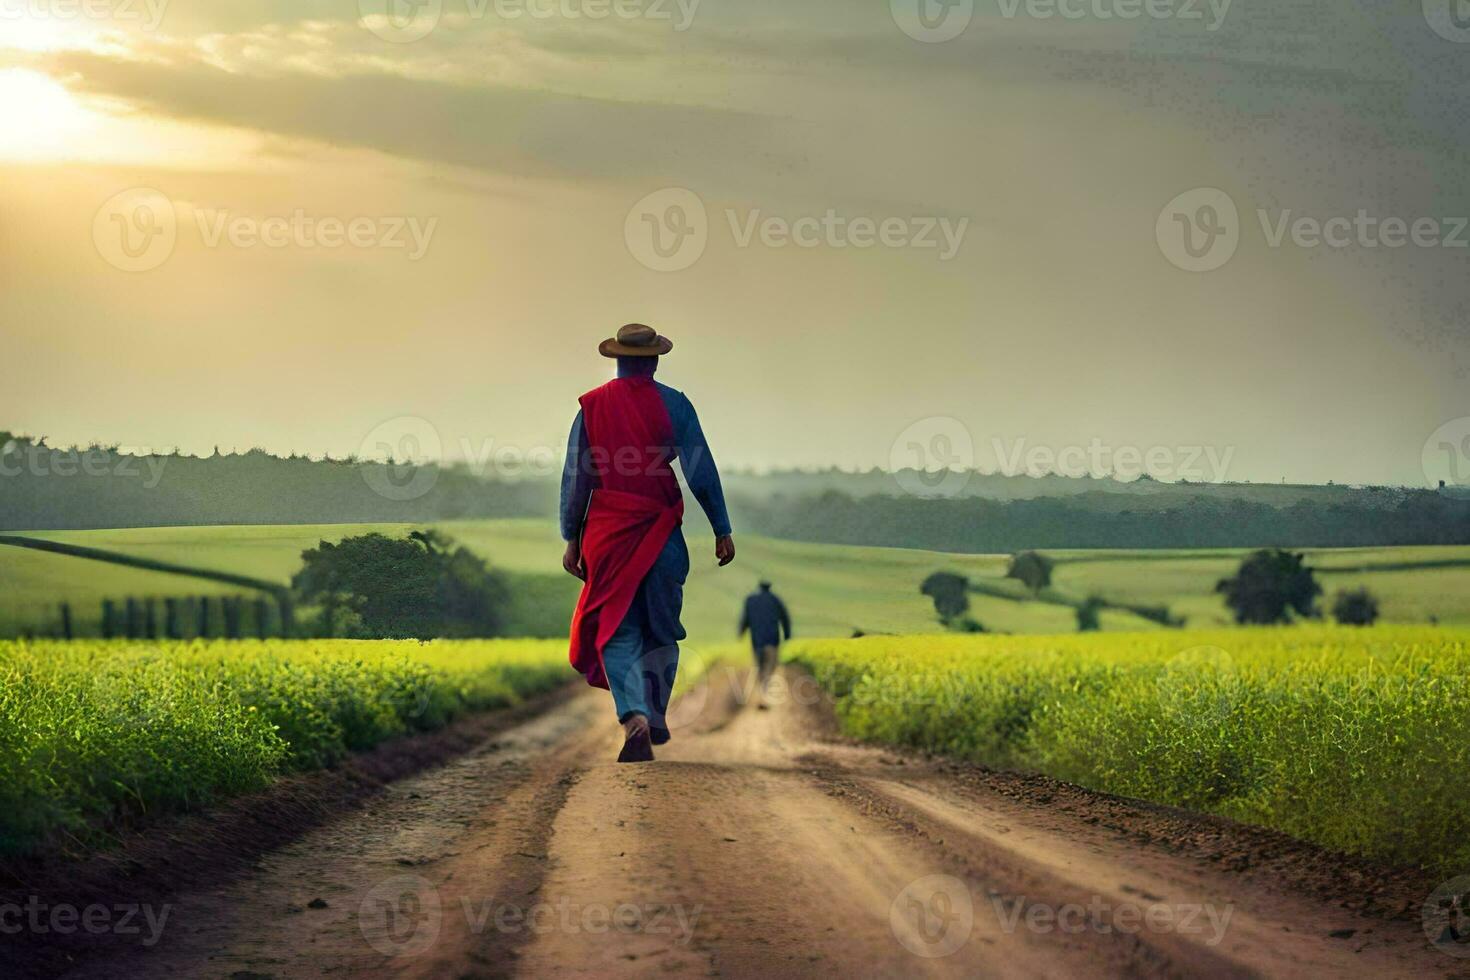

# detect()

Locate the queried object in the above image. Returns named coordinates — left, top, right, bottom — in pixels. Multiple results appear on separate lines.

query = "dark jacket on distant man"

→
left=739, top=584, right=791, bottom=649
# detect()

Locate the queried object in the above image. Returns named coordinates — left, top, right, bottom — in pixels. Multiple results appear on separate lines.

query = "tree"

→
left=1076, top=596, right=1105, bottom=632
left=291, top=531, right=511, bottom=639
left=920, top=571, right=970, bottom=625
left=1332, top=587, right=1379, bottom=626
left=1006, top=551, right=1054, bottom=595
left=1215, top=549, right=1321, bottom=625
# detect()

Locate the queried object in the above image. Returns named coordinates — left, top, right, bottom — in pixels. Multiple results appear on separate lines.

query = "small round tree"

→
left=1076, top=596, right=1105, bottom=632
left=1006, top=551, right=1055, bottom=595
left=1215, top=549, right=1321, bottom=625
left=1332, top=587, right=1380, bottom=627
left=920, top=571, right=970, bottom=627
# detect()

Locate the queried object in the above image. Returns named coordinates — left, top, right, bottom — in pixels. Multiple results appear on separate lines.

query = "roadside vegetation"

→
left=789, top=625, right=1470, bottom=874
left=0, top=639, right=570, bottom=855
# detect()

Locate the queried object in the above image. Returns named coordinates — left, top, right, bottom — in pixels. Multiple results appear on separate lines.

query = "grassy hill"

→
left=1048, top=546, right=1470, bottom=628
left=0, top=545, right=247, bottom=633
left=5, top=521, right=1160, bottom=640
left=5, top=521, right=1469, bottom=641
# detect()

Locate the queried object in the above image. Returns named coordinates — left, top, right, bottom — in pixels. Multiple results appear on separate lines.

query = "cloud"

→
left=45, top=47, right=800, bottom=187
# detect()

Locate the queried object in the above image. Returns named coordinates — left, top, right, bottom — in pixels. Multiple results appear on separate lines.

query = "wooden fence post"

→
left=144, top=598, right=158, bottom=639
left=254, top=597, right=270, bottom=639
left=101, top=599, right=116, bottom=639
left=198, top=595, right=213, bottom=638
left=223, top=596, right=243, bottom=639
left=165, top=598, right=182, bottom=639
left=59, top=602, right=73, bottom=640
left=278, top=594, right=295, bottom=638
left=125, top=597, right=142, bottom=639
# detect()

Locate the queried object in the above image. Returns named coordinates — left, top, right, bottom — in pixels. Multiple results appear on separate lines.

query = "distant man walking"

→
left=739, top=581, right=791, bottom=704
left=561, top=323, right=735, bottom=763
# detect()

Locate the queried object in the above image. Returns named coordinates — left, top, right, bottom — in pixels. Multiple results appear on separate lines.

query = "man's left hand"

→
left=715, top=534, right=736, bottom=567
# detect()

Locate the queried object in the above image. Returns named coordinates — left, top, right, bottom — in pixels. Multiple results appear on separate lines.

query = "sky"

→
left=1, top=0, right=1467, bottom=489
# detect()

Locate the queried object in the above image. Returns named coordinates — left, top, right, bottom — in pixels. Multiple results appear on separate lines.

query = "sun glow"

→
left=0, top=13, right=79, bottom=52
left=0, top=68, right=91, bottom=160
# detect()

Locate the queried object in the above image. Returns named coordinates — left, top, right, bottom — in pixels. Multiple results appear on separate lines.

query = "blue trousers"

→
left=603, top=601, right=680, bottom=733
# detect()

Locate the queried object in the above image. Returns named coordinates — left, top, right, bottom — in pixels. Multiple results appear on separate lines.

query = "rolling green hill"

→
left=5, top=521, right=1155, bottom=640
left=6, top=522, right=1469, bottom=642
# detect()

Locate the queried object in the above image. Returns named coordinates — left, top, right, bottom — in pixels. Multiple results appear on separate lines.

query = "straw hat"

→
left=599, top=322, right=673, bottom=358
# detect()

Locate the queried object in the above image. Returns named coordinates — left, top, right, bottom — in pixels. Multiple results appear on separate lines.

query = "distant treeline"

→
left=6, top=433, right=1468, bottom=550
left=720, top=467, right=1416, bottom=509
left=0, top=440, right=555, bottom=531
left=733, top=490, right=1470, bottom=552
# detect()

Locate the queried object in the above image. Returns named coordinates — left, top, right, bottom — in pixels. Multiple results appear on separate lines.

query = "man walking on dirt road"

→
left=739, top=581, right=791, bottom=706
left=561, top=323, right=735, bottom=763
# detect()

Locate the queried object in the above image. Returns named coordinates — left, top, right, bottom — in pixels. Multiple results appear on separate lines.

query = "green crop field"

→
left=0, top=636, right=743, bottom=856
left=0, top=638, right=571, bottom=854
left=790, top=625, right=1470, bottom=874
left=7, top=523, right=1470, bottom=640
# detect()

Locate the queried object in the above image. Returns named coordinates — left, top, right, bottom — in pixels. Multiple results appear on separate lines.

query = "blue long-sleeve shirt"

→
left=560, top=379, right=732, bottom=542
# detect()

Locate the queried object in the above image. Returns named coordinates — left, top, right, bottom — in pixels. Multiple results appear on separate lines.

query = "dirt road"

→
left=60, top=667, right=1459, bottom=979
